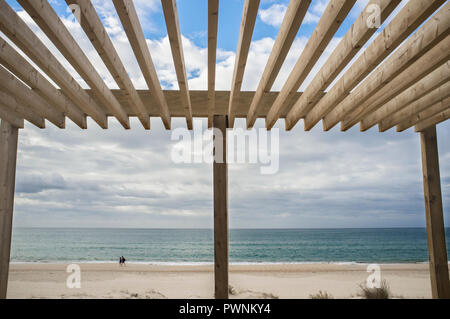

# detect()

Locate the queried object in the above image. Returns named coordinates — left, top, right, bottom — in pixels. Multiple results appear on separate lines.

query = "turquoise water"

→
left=10, top=228, right=450, bottom=264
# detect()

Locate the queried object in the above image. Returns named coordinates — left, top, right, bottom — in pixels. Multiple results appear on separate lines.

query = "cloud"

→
left=259, top=4, right=287, bottom=27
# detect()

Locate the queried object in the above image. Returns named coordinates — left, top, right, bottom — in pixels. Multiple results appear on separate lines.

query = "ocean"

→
left=10, top=227, right=450, bottom=264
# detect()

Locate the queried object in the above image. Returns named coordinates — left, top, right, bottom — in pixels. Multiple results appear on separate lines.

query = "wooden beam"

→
left=207, top=0, right=219, bottom=128
left=0, top=91, right=45, bottom=129
left=0, top=105, right=24, bottom=129
left=104, top=90, right=310, bottom=118
left=228, top=0, right=260, bottom=128
left=324, top=8, right=450, bottom=131
left=341, top=35, right=450, bottom=131
left=0, top=37, right=87, bottom=129
left=285, top=0, right=402, bottom=130
left=66, top=0, right=149, bottom=129
left=0, top=0, right=107, bottom=128
left=213, top=115, right=228, bottom=299
left=246, top=0, right=311, bottom=129
left=360, top=62, right=450, bottom=131
left=379, top=81, right=450, bottom=132
left=415, top=109, right=450, bottom=132
left=419, top=125, right=450, bottom=299
left=0, top=120, right=19, bottom=299
left=0, top=65, right=65, bottom=128
left=18, top=0, right=130, bottom=129
left=303, top=0, right=446, bottom=131
left=266, top=0, right=356, bottom=130
left=113, top=0, right=171, bottom=129
left=397, top=97, right=450, bottom=132
left=161, top=0, right=193, bottom=129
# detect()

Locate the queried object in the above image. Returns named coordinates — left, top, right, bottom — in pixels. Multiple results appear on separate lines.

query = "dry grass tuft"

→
left=309, top=290, right=334, bottom=299
left=358, top=280, right=391, bottom=299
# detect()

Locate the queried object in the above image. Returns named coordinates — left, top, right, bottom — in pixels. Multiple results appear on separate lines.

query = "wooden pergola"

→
left=0, top=0, right=449, bottom=299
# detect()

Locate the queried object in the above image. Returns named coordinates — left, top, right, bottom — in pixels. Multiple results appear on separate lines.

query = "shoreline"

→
left=7, top=262, right=437, bottom=299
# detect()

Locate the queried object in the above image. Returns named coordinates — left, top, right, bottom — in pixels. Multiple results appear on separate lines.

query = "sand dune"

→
left=7, top=263, right=436, bottom=299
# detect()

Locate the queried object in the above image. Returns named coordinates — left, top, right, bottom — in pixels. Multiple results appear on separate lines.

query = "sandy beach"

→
left=6, top=263, right=437, bottom=299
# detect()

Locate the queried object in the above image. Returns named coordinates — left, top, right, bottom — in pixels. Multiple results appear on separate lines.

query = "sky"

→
left=2, top=0, right=449, bottom=228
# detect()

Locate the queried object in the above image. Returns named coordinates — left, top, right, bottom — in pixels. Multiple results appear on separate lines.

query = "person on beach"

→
left=121, top=256, right=126, bottom=266
left=119, top=256, right=123, bottom=266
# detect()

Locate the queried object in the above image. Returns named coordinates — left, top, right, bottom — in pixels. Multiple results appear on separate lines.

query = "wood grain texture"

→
left=213, top=115, right=228, bottom=299
left=0, top=0, right=107, bottom=128
left=419, top=126, right=450, bottom=299
left=0, top=120, right=18, bottom=299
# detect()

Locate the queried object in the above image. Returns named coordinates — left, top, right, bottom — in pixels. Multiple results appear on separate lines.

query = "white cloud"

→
left=259, top=4, right=287, bottom=27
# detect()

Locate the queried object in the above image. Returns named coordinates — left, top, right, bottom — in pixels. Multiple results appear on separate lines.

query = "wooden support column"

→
left=0, top=120, right=19, bottom=299
left=420, top=125, right=450, bottom=299
left=213, top=115, right=228, bottom=299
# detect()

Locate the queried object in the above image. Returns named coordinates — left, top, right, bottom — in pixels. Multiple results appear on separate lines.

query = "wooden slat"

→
left=415, top=108, right=450, bottom=132
left=0, top=104, right=24, bottom=129
left=379, top=81, right=450, bottom=132
left=360, top=62, right=450, bottom=131
left=18, top=0, right=130, bottom=129
left=246, top=0, right=311, bottom=129
left=397, top=96, right=450, bottom=132
left=213, top=114, right=228, bottom=299
left=161, top=0, right=193, bottom=129
left=228, top=0, right=260, bottom=128
left=0, top=0, right=107, bottom=128
left=303, top=0, right=446, bottom=131
left=0, top=37, right=87, bottom=129
left=341, top=35, right=450, bottom=131
left=285, top=0, right=402, bottom=130
left=265, top=0, right=356, bottom=130
left=0, top=91, right=45, bottom=128
left=207, top=0, right=219, bottom=128
left=324, top=6, right=450, bottom=131
left=66, top=0, right=149, bottom=129
left=0, top=120, right=18, bottom=299
left=105, top=90, right=309, bottom=118
left=113, top=0, right=171, bottom=129
left=0, top=65, right=65, bottom=128
left=419, top=125, right=450, bottom=298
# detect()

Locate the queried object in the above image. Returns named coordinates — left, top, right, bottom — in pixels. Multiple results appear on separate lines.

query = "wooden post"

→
left=213, top=115, right=228, bottom=299
left=420, top=125, right=450, bottom=299
left=0, top=120, right=19, bottom=299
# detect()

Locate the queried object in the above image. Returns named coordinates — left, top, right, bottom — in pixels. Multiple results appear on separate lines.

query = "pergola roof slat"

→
left=0, top=102, right=24, bottom=128
left=324, top=4, right=450, bottom=131
left=341, top=35, right=450, bottom=131
left=0, top=91, right=45, bottom=128
left=0, top=0, right=445, bottom=131
left=0, top=65, right=65, bottom=128
left=228, top=0, right=260, bottom=128
left=162, top=0, right=193, bottom=129
left=378, top=80, right=450, bottom=132
left=0, top=37, right=87, bottom=129
left=66, top=0, right=150, bottom=129
left=265, top=0, right=356, bottom=130
left=360, top=61, right=450, bottom=131
left=397, top=96, right=450, bottom=132
left=17, top=0, right=130, bottom=129
left=415, top=107, right=450, bottom=132
left=113, top=0, right=171, bottom=130
left=207, top=0, right=219, bottom=129
left=246, top=0, right=311, bottom=129
left=0, top=0, right=107, bottom=128
left=303, top=0, right=446, bottom=131
left=285, top=0, right=402, bottom=130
